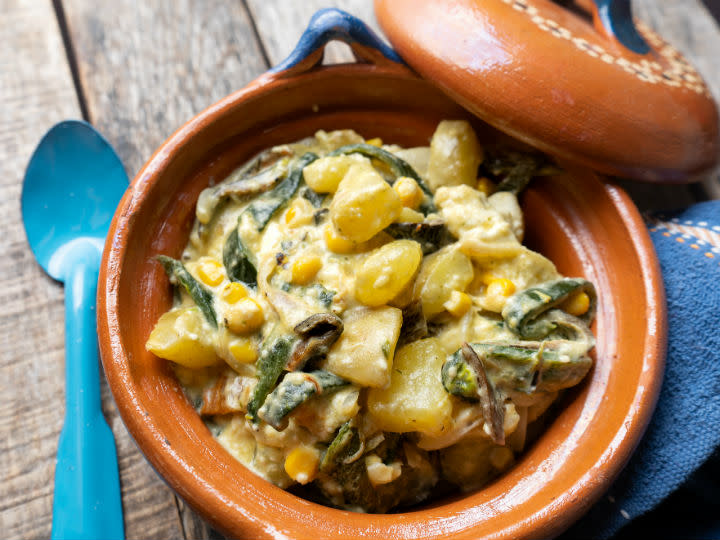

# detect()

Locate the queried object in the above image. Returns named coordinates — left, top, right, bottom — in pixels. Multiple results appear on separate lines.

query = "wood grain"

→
left=1, top=1, right=717, bottom=539
left=634, top=0, right=720, bottom=200
left=244, top=0, right=379, bottom=65
left=59, top=1, right=270, bottom=538
left=63, top=0, right=270, bottom=176
left=0, top=1, right=82, bottom=538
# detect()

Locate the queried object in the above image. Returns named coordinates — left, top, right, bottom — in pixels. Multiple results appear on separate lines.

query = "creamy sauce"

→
left=145, top=121, right=595, bottom=512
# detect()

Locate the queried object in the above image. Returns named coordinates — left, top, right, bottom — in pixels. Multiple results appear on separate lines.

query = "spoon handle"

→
left=51, top=245, right=124, bottom=540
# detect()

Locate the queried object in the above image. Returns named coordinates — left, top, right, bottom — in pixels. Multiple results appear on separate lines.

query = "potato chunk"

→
left=488, top=191, right=524, bottom=241
left=367, top=338, right=452, bottom=435
left=145, top=306, right=218, bottom=367
left=322, top=306, right=402, bottom=388
left=415, top=246, right=474, bottom=317
left=426, top=120, right=483, bottom=190
left=302, top=155, right=361, bottom=193
left=329, top=161, right=402, bottom=242
left=435, top=185, right=522, bottom=260
left=440, top=435, right=494, bottom=490
left=355, top=240, right=423, bottom=307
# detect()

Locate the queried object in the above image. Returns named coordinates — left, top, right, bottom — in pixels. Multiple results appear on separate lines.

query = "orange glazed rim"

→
left=98, top=14, right=667, bottom=540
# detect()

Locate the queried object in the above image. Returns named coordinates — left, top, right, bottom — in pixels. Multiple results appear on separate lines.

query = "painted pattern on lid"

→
left=502, top=0, right=711, bottom=97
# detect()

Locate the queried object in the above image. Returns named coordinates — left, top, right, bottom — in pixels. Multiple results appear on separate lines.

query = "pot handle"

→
left=269, top=8, right=405, bottom=77
left=588, top=0, right=649, bottom=54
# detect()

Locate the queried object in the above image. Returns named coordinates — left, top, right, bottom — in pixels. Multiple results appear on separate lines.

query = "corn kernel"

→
left=284, top=198, right=314, bottom=227
left=221, top=282, right=248, bottom=304
left=396, top=207, right=424, bottom=223
left=562, top=291, right=590, bottom=317
left=365, top=454, right=402, bottom=486
left=365, top=137, right=383, bottom=147
left=393, top=176, right=424, bottom=209
left=487, top=278, right=515, bottom=297
left=196, top=257, right=224, bottom=286
left=443, top=290, right=472, bottom=317
left=482, top=278, right=516, bottom=312
left=324, top=223, right=356, bottom=254
left=284, top=205, right=298, bottom=224
left=489, top=446, right=514, bottom=470
left=291, top=255, right=322, bottom=285
left=476, top=271, right=496, bottom=286
left=284, top=445, right=320, bottom=484
left=477, top=177, right=496, bottom=196
left=225, top=298, right=264, bottom=335
left=228, top=339, right=258, bottom=365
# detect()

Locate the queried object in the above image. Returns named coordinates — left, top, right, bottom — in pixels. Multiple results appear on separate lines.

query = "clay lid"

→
left=375, top=0, right=719, bottom=182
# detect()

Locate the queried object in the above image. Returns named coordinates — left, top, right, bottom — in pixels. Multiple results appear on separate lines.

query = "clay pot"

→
left=98, top=11, right=666, bottom=539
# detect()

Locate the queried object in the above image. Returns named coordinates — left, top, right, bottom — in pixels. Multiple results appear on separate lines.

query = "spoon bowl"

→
left=22, top=120, right=127, bottom=279
left=22, top=120, right=128, bottom=540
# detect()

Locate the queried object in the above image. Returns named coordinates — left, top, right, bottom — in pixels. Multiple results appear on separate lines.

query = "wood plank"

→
left=60, top=1, right=270, bottom=538
left=244, top=0, right=379, bottom=66
left=634, top=0, right=720, bottom=200
left=37, top=1, right=718, bottom=539
left=63, top=0, right=271, bottom=175
left=0, top=1, right=82, bottom=538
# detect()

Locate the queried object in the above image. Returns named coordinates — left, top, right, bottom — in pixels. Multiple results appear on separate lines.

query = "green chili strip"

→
left=195, top=157, right=288, bottom=225
left=257, top=370, right=348, bottom=430
left=222, top=227, right=257, bottom=286
left=384, top=220, right=451, bottom=255
left=461, top=343, right=505, bottom=445
left=494, top=155, right=539, bottom=194
left=157, top=255, right=217, bottom=328
left=246, top=152, right=318, bottom=230
left=502, top=278, right=597, bottom=340
left=442, top=340, right=593, bottom=399
left=221, top=153, right=319, bottom=285
left=320, top=420, right=362, bottom=473
left=246, top=332, right=297, bottom=421
left=482, top=149, right=561, bottom=195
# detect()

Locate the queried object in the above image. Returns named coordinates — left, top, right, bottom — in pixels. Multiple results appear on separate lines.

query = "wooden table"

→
left=1, top=1, right=718, bottom=538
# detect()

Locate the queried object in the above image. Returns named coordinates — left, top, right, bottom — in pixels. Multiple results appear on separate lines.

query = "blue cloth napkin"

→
left=561, top=200, right=720, bottom=539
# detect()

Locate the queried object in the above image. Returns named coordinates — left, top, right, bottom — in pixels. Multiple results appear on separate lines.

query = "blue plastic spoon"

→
left=21, top=120, right=127, bottom=540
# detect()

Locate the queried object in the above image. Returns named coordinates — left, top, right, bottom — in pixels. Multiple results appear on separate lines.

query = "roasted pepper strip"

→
left=384, top=220, right=452, bottom=255
left=329, top=143, right=436, bottom=213
left=502, top=278, right=597, bottom=340
left=442, top=338, right=593, bottom=399
left=222, top=153, right=318, bottom=283
left=157, top=255, right=217, bottom=328
left=246, top=152, right=318, bottom=230
left=397, top=300, right=428, bottom=347
left=246, top=332, right=297, bottom=421
left=320, top=421, right=359, bottom=473
left=461, top=343, right=505, bottom=446
left=257, top=370, right=348, bottom=430
left=195, top=155, right=289, bottom=225
left=286, top=313, right=344, bottom=371
left=322, top=433, right=409, bottom=513
left=482, top=148, right=561, bottom=195
left=222, top=227, right=257, bottom=286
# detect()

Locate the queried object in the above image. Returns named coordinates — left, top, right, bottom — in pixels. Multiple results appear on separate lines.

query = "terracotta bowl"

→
left=98, top=40, right=666, bottom=539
